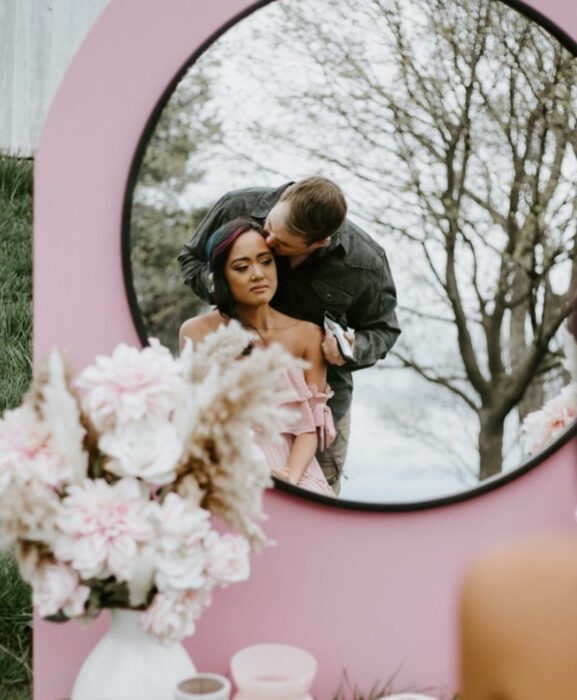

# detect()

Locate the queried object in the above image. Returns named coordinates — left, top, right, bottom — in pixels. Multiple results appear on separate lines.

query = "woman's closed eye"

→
left=233, top=258, right=273, bottom=272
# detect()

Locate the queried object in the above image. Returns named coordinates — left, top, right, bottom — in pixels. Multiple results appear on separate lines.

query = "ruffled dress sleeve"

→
left=279, top=368, right=336, bottom=451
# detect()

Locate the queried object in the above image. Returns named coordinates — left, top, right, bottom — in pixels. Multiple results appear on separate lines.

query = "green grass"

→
left=0, top=155, right=33, bottom=414
left=0, top=556, right=32, bottom=690
left=1, top=688, right=32, bottom=700
left=0, top=154, right=33, bottom=699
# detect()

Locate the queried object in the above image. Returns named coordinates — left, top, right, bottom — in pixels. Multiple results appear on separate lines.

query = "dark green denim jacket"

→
left=177, top=184, right=401, bottom=421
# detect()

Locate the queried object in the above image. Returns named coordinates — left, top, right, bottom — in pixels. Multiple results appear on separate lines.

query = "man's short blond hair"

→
left=280, top=176, right=347, bottom=244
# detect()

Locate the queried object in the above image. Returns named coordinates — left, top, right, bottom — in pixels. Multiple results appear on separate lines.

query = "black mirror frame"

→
left=121, top=0, right=577, bottom=512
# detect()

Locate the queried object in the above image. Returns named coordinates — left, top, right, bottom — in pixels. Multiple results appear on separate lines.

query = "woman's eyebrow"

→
left=230, top=251, right=272, bottom=264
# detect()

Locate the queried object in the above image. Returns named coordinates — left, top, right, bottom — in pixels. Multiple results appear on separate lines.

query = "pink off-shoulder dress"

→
left=257, top=368, right=336, bottom=496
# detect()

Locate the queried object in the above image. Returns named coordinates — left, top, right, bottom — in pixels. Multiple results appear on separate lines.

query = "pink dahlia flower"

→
left=32, top=562, right=90, bottom=618
left=205, top=533, right=250, bottom=584
left=140, top=589, right=211, bottom=643
left=75, top=340, right=183, bottom=431
left=55, top=478, right=155, bottom=580
left=0, top=405, right=72, bottom=493
left=522, top=383, right=577, bottom=456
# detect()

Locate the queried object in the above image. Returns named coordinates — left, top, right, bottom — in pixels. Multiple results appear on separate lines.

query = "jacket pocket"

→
left=311, top=278, right=355, bottom=316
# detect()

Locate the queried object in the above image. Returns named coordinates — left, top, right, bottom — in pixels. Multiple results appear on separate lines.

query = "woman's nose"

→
left=251, top=264, right=265, bottom=279
left=265, top=234, right=276, bottom=248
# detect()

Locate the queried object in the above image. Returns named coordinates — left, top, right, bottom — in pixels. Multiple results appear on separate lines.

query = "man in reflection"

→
left=178, top=176, right=400, bottom=494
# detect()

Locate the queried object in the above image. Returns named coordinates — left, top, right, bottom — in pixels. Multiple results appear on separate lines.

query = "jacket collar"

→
left=325, top=225, right=349, bottom=255
left=251, top=182, right=293, bottom=219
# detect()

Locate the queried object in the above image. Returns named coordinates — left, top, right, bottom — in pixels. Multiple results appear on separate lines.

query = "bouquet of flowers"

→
left=0, top=323, right=295, bottom=643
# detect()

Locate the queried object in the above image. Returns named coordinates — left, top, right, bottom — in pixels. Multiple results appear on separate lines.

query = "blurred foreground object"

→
left=459, top=534, right=577, bottom=699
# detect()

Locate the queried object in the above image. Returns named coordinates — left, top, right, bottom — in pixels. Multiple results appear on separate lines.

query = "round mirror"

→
left=123, top=0, right=577, bottom=508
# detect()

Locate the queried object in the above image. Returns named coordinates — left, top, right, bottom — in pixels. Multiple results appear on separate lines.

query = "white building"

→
left=0, top=0, right=111, bottom=156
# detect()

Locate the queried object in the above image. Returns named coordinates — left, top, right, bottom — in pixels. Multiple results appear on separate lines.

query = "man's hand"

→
left=321, top=329, right=355, bottom=366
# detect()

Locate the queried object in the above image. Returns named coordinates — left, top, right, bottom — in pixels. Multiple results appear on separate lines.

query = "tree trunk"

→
left=517, top=375, right=546, bottom=424
left=478, top=409, right=504, bottom=480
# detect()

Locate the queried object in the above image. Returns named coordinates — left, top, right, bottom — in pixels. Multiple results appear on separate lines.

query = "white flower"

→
left=522, top=383, right=577, bottom=455
left=100, top=420, right=183, bottom=485
left=0, top=405, right=72, bottom=493
left=152, top=493, right=212, bottom=592
left=32, top=562, right=90, bottom=618
left=140, top=589, right=212, bottom=644
left=156, top=493, right=211, bottom=549
left=55, top=478, right=155, bottom=580
left=205, top=533, right=250, bottom=584
left=155, top=546, right=206, bottom=592
left=140, top=592, right=195, bottom=643
left=75, top=340, right=183, bottom=431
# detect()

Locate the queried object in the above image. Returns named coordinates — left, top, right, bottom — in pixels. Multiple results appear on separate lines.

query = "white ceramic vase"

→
left=71, top=608, right=196, bottom=700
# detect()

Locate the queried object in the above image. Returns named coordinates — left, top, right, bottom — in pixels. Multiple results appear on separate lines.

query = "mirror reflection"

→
left=128, top=0, right=577, bottom=503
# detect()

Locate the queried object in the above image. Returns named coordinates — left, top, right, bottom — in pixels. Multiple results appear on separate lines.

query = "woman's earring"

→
left=208, top=272, right=215, bottom=295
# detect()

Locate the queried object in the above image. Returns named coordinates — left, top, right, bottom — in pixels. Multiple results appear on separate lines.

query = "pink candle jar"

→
left=230, top=643, right=317, bottom=700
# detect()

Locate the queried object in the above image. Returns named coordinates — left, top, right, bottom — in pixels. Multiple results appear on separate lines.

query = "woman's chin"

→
left=249, top=290, right=275, bottom=304
left=237, top=295, right=272, bottom=309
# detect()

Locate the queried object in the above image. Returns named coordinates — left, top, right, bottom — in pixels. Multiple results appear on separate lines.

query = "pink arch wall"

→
left=34, top=1, right=577, bottom=697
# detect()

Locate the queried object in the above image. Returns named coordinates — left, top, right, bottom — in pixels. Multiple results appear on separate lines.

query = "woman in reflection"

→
left=179, top=217, right=335, bottom=496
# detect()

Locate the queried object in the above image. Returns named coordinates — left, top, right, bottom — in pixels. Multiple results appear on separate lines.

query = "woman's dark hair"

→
left=206, top=217, right=266, bottom=319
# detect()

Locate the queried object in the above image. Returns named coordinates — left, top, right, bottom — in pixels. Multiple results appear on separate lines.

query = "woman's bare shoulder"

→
left=179, top=311, right=224, bottom=347
left=297, top=320, right=323, bottom=344
left=291, top=320, right=323, bottom=358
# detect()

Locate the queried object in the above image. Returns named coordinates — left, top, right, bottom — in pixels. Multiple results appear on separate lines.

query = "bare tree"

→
left=197, top=0, right=577, bottom=479
left=129, top=66, right=221, bottom=350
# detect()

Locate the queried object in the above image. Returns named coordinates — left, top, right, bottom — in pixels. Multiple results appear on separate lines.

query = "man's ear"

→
left=312, top=237, right=331, bottom=249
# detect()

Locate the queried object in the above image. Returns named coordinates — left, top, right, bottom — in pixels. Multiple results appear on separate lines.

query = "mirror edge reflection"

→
left=120, top=0, right=577, bottom=512
left=272, top=418, right=577, bottom=511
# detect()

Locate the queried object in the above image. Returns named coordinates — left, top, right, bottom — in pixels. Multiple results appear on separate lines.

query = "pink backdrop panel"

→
left=33, top=0, right=577, bottom=697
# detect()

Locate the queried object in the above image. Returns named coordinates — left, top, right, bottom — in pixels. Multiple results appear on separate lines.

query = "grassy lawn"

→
left=0, top=154, right=34, bottom=699
left=2, top=688, right=33, bottom=700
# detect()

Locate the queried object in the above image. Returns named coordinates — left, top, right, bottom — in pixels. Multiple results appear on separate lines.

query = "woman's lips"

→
left=250, top=285, right=269, bottom=292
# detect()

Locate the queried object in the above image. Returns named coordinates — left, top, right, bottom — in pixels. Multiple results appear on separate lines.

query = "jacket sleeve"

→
left=346, top=257, right=401, bottom=370
left=177, top=192, right=235, bottom=302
